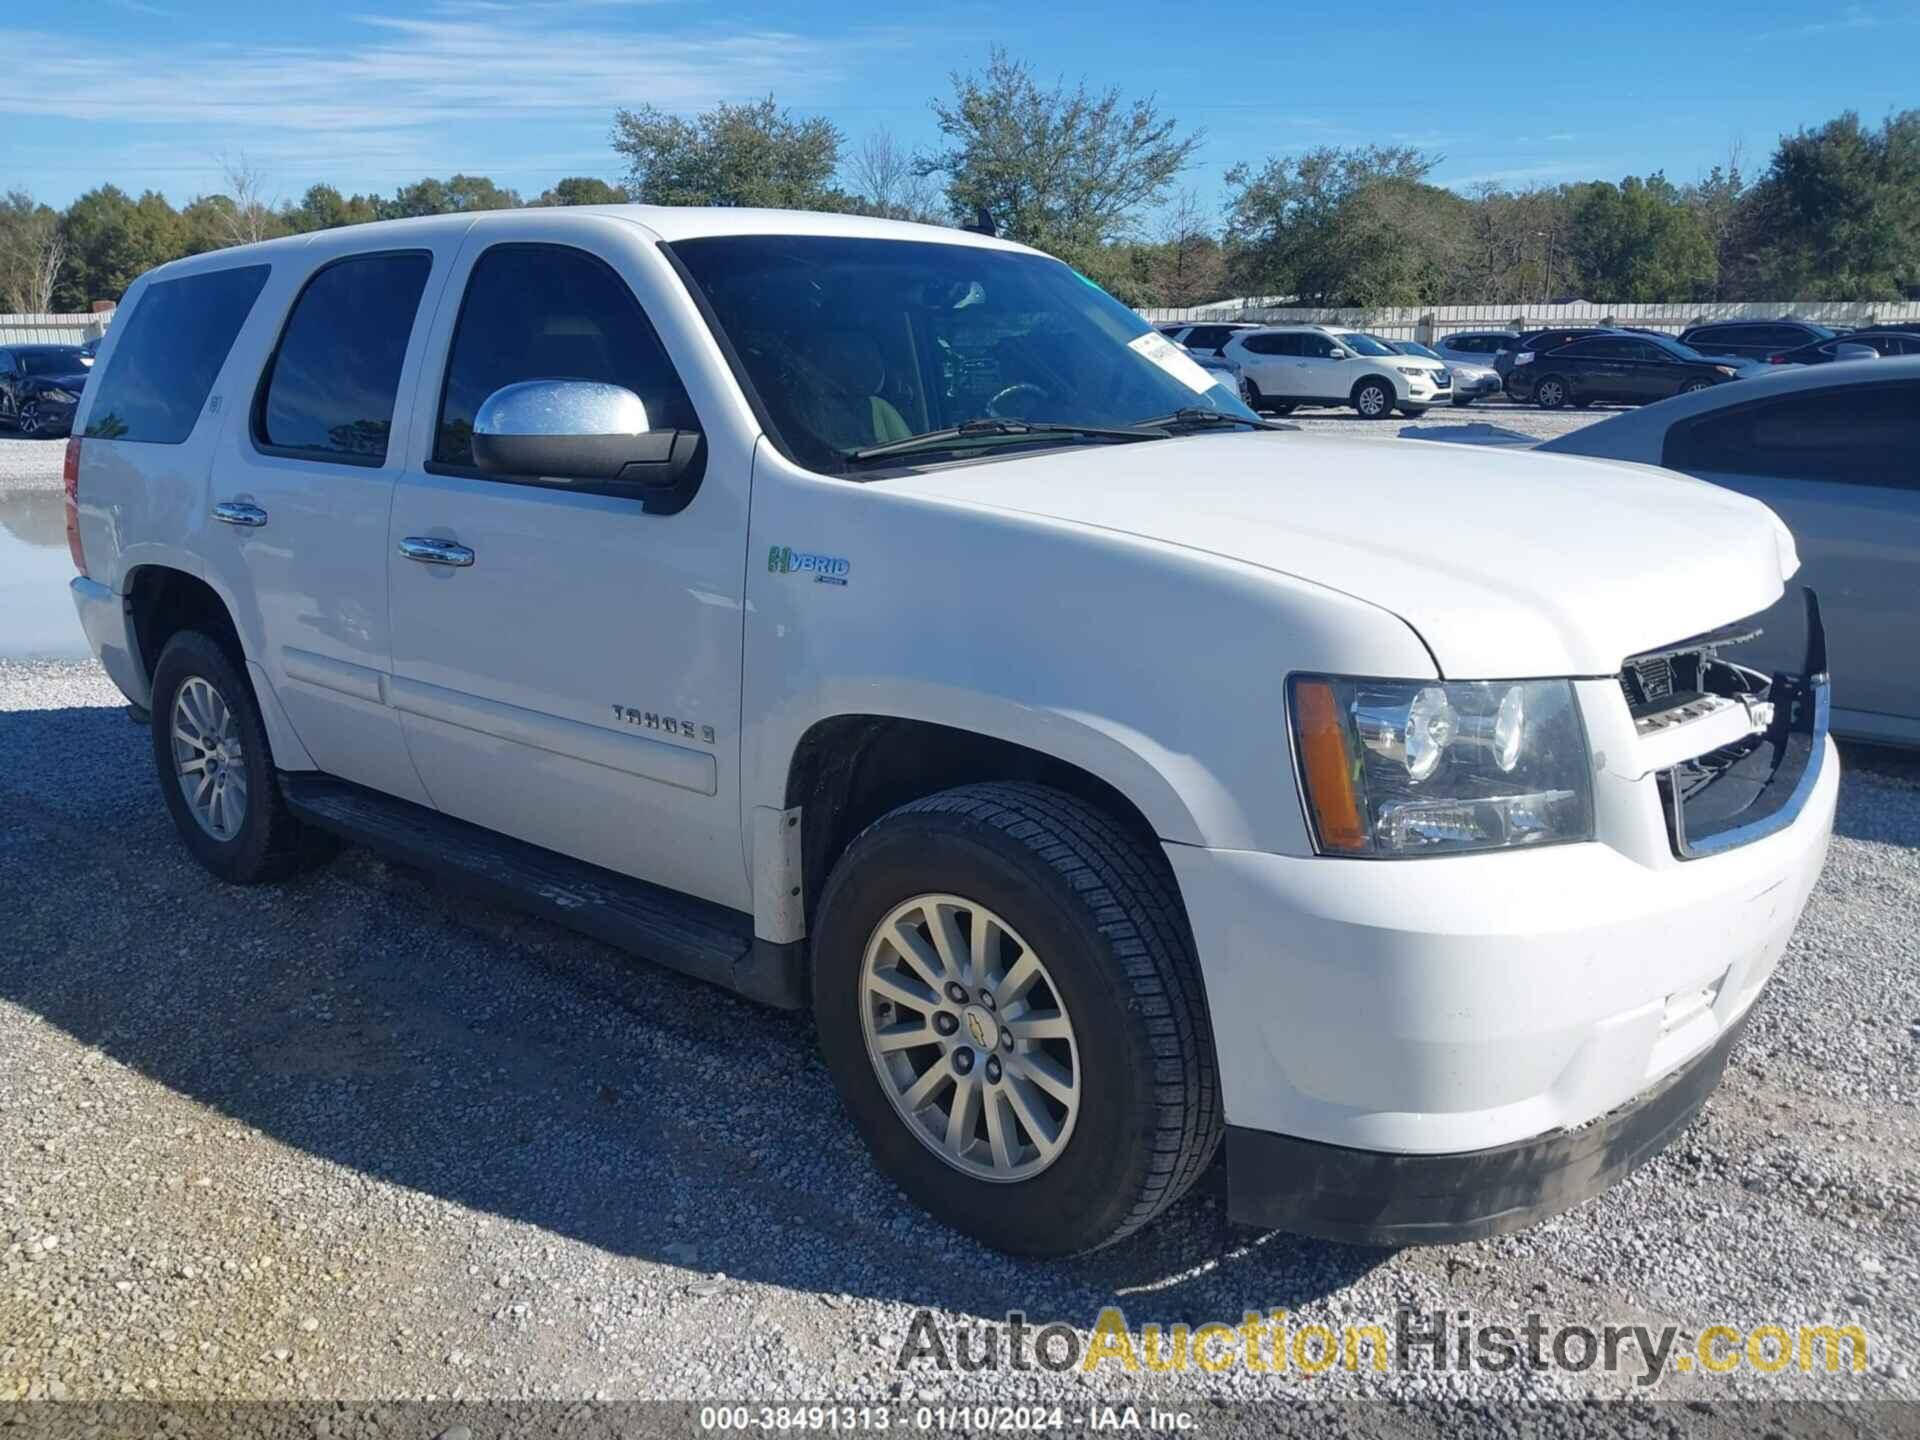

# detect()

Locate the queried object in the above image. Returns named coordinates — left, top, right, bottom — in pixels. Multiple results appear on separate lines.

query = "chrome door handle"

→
left=398, top=536, right=475, bottom=567
left=211, top=501, right=268, bottom=528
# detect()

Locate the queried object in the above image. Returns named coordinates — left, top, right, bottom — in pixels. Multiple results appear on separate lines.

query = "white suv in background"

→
left=1224, top=324, right=1449, bottom=418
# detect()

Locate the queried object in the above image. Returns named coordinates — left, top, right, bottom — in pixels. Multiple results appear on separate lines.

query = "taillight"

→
left=1766, top=354, right=1788, bottom=364
left=63, top=436, right=86, bottom=576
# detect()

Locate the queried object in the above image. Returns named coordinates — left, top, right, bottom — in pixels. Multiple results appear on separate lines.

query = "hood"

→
left=29, top=370, right=90, bottom=392
left=881, top=431, right=1796, bottom=678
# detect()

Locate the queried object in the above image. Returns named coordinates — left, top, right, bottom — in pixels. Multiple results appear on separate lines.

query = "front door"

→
left=1294, top=332, right=1349, bottom=400
left=385, top=221, right=754, bottom=911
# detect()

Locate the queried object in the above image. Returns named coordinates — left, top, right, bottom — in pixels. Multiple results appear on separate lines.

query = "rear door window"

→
left=255, top=252, right=433, bottom=464
left=84, top=265, right=270, bottom=443
left=1663, top=382, right=1919, bottom=490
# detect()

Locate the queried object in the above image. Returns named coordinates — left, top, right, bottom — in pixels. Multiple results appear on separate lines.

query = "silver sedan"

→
left=1539, top=357, right=1920, bottom=747
left=1389, top=340, right=1501, bottom=405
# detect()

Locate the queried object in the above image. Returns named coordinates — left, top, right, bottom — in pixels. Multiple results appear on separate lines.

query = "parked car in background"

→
left=1507, top=333, right=1758, bottom=409
left=1540, top=359, right=1920, bottom=746
left=1225, top=325, right=1448, bottom=417
left=1433, top=331, right=1519, bottom=367
left=1391, top=339, right=1497, bottom=406
left=1678, top=320, right=1837, bottom=362
left=1494, top=326, right=1621, bottom=386
left=0, top=344, right=90, bottom=437
left=1186, top=349, right=1243, bottom=390
left=1156, top=321, right=1260, bottom=356
left=1767, top=329, right=1920, bottom=365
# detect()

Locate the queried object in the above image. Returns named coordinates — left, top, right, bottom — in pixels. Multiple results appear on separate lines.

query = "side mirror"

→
left=471, top=379, right=705, bottom=515
left=1325, top=348, right=1346, bottom=360
left=1830, top=343, right=1879, bottom=362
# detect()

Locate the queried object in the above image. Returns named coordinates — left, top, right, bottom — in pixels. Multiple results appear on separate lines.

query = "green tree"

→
left=919, top=48, right=1200, bottom=272
left=56, top=186, right=183, bottom=307
left=611, top=97, right=845, bottom=209
left=536, top=176, right=629, bottom=207
left=1745, top=110, right=1920, bottom=298
left=1224, top=146, right=1434, bottom=303
left=283, top=184, right=382, bottom=233
left=383, top=175, right=522, bottom=220
left=1563, top=173, right=1716, bottom=301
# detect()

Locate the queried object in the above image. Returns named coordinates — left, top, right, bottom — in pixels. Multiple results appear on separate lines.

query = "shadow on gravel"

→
left=1833, top=743, right=1920, bottom=847
left=0, top=700, right=1389, bottom=1329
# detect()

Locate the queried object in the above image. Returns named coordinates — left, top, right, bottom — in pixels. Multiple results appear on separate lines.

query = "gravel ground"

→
left=0, top=434, right=68, bottom=495
left=2, top=421, right=1916, bottom=1418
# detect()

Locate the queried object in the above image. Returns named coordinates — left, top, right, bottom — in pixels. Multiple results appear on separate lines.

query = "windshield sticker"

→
left=769, top=545, right=851, bottom=586
left=1127, top=331, right=1217, bottom=394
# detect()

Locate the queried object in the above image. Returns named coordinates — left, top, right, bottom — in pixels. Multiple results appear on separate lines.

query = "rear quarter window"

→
left=1662, top=381, right=1920, bottom=490
left=84, top=265, right=270, bottom=443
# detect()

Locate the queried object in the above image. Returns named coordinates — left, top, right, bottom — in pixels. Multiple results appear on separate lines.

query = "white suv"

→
left=1225, top=324, right=1450, bottom=417
left=66, top=206, right=1834, bottom=1255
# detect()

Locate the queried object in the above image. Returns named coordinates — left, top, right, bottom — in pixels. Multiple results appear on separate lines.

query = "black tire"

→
left=1533, top=374, right=1568, bottom=409
left=1351, top=377, right=1394, bottom=419
left=1397, top=404, right=1429, bottom=418
left=150, top=629, right=331, bottom=884
left=1451, top=395, right=1474, bottom=407
left=812, top=782, right=1222, bottom=1256
left=17, top=400, right=43, bottom=437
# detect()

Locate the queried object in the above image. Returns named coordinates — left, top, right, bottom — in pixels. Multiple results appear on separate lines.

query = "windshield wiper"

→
left=845, top=416, right=1168, bottom=464
left=1131, top=407, right=1295, bottom=433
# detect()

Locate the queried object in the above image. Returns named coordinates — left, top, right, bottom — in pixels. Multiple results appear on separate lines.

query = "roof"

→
left=140, top=204, right=1036, bottom=286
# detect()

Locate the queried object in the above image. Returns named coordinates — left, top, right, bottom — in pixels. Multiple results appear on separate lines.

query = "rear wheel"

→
left=1351, top=378, right=1394, bottom=419
left=812, top=783, right=1222, bottom=1256
left=150, top=630, right=331, bottom=884
left=1680, top=379, right=1713, bottom=395
left=1534, top=375, right=1568, bottom=409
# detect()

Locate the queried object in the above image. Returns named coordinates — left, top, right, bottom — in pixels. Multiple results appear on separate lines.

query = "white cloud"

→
left=0, top=12, right=848, bottom=137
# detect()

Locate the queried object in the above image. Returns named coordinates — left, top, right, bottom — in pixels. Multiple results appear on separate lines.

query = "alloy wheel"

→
left=859, top=893, right=1081, bottom=1182
left=18, top=402, right=40, bottom=435
left=171, top=675, right=248, bottom=841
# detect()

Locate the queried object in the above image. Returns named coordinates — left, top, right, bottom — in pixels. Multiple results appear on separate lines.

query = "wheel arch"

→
left=1349, top=372, right=1398, bottom=406
left=125, top=564, right=245, bottom=690
left=780, top=711, right=1197, bottom=936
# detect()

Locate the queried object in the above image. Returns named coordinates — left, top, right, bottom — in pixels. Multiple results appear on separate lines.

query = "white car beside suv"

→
left=1225, top=323, right=1450, bottom=417
left=66, top=205, right=1835, bottom=1255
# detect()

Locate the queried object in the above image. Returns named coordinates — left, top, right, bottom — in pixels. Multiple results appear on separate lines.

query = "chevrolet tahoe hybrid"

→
left=66, top=207, right=1837, bottom=1255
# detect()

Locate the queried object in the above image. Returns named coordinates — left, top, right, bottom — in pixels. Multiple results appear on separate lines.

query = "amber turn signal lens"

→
left=1293, top=679, right=1368, bottom=854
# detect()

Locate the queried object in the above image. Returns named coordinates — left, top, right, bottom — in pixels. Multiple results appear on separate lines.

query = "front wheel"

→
left=17, top=400, right=43, bottom=436
left=1680, top=379, right=1713, bottom=395
left=1351, top=378, right=1394, bottom=419
left=1451, top=395, right=1475, bottom=408
left=812, top=783, right=1222, bottom=1256
left=1533, top=375, right=1568, bottom=409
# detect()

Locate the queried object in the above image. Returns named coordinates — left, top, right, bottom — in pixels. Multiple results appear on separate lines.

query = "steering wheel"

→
left=985, top=382, right=1050, bottom=419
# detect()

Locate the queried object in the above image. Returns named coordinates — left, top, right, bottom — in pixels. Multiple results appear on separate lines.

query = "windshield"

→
left=1335, top=332, right=1397, bottom=358
left=1393, top=341, right=1441, bottom=360
left=668, top=235, right=1254, bottom=474
left=19, top=349, right=83, bottom=376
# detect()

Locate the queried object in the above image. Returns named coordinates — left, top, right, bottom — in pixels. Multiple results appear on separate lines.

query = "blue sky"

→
left=3, top=0, right=1916, bottom=221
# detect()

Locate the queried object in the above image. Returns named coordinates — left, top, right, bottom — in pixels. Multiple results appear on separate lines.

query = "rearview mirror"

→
left=472, top=379, right=705, bottom=515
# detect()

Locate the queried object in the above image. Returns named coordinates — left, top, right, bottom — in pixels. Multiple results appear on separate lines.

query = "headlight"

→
left=42, top=388, right=79, bottom=404
left=1289, top=676, right=1593, bottom=857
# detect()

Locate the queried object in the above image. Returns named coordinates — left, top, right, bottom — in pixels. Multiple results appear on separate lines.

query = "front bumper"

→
left=1226, top=1008, right=1749, bottom=1245
left=1166, top=717, right=1837, bottom=1238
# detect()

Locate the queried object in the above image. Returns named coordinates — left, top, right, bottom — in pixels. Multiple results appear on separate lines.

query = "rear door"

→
left=1662, top=379, right=1920, bottom=728
left=201, top=239, right=452, bottom=804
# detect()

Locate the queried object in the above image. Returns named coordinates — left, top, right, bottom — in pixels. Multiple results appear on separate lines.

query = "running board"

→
left=279, top=773, right=805, bottom=1009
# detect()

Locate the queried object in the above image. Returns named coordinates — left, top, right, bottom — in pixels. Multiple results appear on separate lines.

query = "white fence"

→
left=1140, top=299, right=1920, bottom=342
left=0, top=311, right=114, bottom=346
